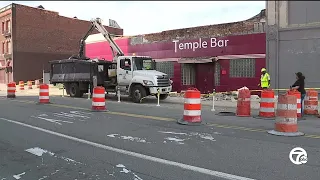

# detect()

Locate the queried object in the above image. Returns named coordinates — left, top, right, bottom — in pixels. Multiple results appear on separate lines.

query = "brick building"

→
left=0, top=3, right=123, bottom=84
left=86, top=9, right=266, bottom=93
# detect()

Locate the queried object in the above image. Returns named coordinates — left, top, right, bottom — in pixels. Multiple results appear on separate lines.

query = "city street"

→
left=0, top=93, right=320, bottom=180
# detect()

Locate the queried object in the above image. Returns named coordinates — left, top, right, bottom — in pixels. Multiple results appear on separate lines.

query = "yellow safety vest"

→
left=261, top=73, right=270, bottom=88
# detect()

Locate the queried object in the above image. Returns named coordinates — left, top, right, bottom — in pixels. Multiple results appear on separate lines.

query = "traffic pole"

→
left=211, top=89, right=215, bottom=112
left=156, top=88, right=160, bottom=107
left=117, top=86, right=121, bottom=102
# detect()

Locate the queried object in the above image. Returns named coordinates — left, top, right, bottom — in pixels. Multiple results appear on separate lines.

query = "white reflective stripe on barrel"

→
left=277, top=104, right=297, bottom=110
left=239, top=98, right=251, bottom=101
left=276, top=118, right=297, bottom=124
left=39, top=96, right=49, bottom=99
left=184, top=98, right=201, bottom=104
left=92, top=102, right=105, bottom=106
left=259, top=107, right=274, bottom=112
left=260, top=98, right=274, bottom=103
left=297, top=99, right=301, bottom=103
left=93, top=93, right=105, bottom=98
left=40, top=89, right=49, bottom=93
left=183, top=110, right=201, bottom=116
left=297, top=109, right=301, bottom=113
left=7, top=87, right=15, bottom=90
left=305, top=105, right=317, bottom=110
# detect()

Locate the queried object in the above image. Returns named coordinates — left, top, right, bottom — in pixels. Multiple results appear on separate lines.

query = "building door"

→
left=196, top=63, right=214, bottom=94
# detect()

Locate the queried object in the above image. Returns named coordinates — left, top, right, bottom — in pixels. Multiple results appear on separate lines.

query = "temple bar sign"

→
left=173, top=38, right=229, bottom=53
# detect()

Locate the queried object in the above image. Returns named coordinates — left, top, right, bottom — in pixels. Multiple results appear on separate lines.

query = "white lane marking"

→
left=13, top=172, right=26, bottom=179
left=32, top=116, right=73, bottom=125
left=0, top=117, right=255, bottom=180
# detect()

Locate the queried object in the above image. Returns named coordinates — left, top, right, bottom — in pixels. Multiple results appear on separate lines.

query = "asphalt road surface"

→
left=0, top=94, right=320, bottom=180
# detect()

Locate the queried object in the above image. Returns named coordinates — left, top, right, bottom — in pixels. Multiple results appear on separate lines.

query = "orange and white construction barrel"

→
left=177, top=88, right=201, bottom=125
left=258, top=89, right=275, bottom=118
left=92, top=86, right=106, bottom=111
left=267, top=94, right=304, bottom=136
left=287, top=89, right=302, bottom=118
left=39, top=84, right=50, bottom=104
left=304, top=89, right=318, bottom=115
left=7, top=82, right=16, bottom=98
left=236, top=88, right=251, bottom=117
left=27, top=81, right=33, bottom=89
left=35, top=80, right=40, bottom=88
left=19, top=81, right=24, bottom=90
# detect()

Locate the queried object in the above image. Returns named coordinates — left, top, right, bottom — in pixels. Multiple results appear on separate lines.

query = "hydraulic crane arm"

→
left=71, top=17, right=124, bottom=61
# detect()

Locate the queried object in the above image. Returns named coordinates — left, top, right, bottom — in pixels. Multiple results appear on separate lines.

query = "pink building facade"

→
left=85, top=33, right=266, bottom=93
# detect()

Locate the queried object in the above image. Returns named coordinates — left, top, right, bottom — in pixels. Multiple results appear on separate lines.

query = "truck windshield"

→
left=133, top=57, right=155, bottom=70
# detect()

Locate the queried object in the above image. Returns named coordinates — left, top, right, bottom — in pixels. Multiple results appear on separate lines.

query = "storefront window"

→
left=156, top=61, right=174, bottom=78
left=181, top=63, right=195, bottom=85
left=229, top=58, right=255, bottom=78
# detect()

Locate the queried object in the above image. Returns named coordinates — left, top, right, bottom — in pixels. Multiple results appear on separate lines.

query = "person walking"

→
left=291, top=72, right=306, bottom=116
left=259, top=68, right=270, bottom=89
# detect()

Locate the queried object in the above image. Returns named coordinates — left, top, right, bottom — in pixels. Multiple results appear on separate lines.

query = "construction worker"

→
left=259, top=68, right=270, bottom=89
left=291, top=72, right=306, bottom=116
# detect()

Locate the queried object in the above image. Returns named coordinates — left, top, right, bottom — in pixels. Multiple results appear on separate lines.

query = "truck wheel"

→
left=69, top=83, right=81, bottom=97
left=131, top=85, right=146, bottom=103
left=159, top=94, right=169, bottom=100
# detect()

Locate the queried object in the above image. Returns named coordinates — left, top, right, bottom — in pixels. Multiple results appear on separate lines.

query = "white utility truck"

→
left=49, top=18, right=172, bottom=103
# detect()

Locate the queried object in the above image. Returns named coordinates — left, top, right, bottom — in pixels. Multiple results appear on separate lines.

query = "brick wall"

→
left=13, top=3, right=123, bottom=54
left=11, top=3, right=124, bottom=82
left=130, top=9, right=266, bottom=45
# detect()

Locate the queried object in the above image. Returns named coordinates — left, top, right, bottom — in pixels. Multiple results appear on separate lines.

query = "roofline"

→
left=0, top=3, right=13, bottom=13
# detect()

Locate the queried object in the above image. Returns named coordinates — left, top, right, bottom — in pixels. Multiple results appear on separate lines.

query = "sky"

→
left=0, top=1, right=265, bottom=36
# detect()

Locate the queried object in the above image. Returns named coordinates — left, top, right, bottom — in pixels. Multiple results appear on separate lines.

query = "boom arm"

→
left=71, top=18, right=124, bottom=61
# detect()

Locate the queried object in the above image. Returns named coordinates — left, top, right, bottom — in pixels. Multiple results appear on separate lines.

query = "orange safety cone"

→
left=7, top=82, right=16, bottom=98
left=267, top=94, right=304, bottom=136
left=92, top=86, right=106, bottom=111
left=39, top=84, right=50, bottom=104
left=255, top=89, right=275, bottom=119
left=304, top=89, right=318, bottom=115
left=27, top=81, right=33, bottom=89
left=287, top=89, right=302, bottom=118
left=236, top=87, right=251, bottom=117
left=177, top=88, right=201, bottom=125
left=19, top=81, right=24, bottom=90
left=35, top=80, right=40, bottom=88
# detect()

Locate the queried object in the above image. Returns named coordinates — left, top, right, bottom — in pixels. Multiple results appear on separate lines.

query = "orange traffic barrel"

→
left=304, top=89, right=318, bottom=115
left=27, top=81, right=33, bottom=89
left=35, top=80, right=40, bottom=88
left=177, top=88, right=201, bottom=125
left=236, top=88, right=251, bottom=117
left=7, top=82, right=16, bottom=98
left=19, top=81, right=24, bottom=90
left=287, top=90, right=302, bottom=118
left=92, top=86, right=106, bottom=111
left=268, top=94, right=304, bottom=136
left=39, top=84, right=50, bottom=104
left=259, top=89, right=275, bottom=118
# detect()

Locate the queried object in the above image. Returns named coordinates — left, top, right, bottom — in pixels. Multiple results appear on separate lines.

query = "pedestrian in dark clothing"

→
left=291, top=72, right=306, bottom=116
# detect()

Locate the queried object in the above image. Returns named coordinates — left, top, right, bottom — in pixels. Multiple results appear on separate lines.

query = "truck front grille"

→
left=157, top=75, right=170, bottom=87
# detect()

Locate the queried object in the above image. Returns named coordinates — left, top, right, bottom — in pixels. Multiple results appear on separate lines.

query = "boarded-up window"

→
left=155, top=61, right=174, bottom=78
left=181, top=63, right=195, bottom=85
left=229, top=58, right=255, bottom=78
left=214, top=62, right=221, bottom=86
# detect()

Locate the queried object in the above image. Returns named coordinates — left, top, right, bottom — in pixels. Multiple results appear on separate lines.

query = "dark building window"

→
left=1, top=22, right=4, bottom=33
left=6, top=41, right=10, bottom=53
left=2, top=42, right=5, bottom=54
left=155, top=61, right=174, bottom=78
left=229, top=58, right=255, bottom=78
left=181, top=63, right=195, bottom=85
left=5, top=20, right=10, bottom=32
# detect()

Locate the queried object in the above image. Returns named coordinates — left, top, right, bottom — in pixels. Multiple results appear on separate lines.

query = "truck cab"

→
left=115, top=56, right=172, bottom=103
